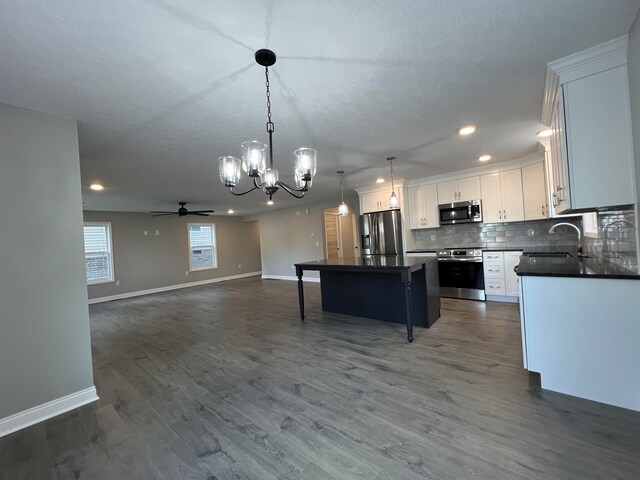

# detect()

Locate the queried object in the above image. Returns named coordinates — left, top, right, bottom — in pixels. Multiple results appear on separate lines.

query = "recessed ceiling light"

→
left=267, top=200, right=274, bottom=206
left=479, top=154, right=492, bottom=162
left=459, top=125, right=477, bottom=136
left=228, top=209, right=235, bottom=214
left=537, top=129, right=553, bottom=138
left=376, top=178, right=385, bottom=184
left=90, top=183, right=104, bottom=191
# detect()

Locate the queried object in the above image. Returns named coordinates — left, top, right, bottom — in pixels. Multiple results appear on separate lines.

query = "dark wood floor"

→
left=2, top=277, right=640, bottom=479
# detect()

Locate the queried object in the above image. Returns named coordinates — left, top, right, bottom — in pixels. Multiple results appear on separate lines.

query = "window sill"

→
left=87, top=279, right=115, bottom=286
left=189, top=266, right=218, bottom=272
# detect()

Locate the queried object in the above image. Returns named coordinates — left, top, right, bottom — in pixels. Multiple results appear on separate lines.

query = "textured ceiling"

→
left=1, top=0, right=639, bottom=215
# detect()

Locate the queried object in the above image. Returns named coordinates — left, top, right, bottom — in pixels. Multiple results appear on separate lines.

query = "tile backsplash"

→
left=583, top=207, right=637, bottom=272
left=414, top=217, right=583, bottom=251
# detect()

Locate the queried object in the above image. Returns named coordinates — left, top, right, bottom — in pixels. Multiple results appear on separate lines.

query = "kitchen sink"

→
left=526, top=252, right=573, bottom=258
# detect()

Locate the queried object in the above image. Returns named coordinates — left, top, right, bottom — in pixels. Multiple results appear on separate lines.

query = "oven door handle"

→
left=437, top=258, right=483, bottom=262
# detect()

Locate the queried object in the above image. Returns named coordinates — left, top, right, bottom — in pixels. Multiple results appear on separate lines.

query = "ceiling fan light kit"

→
left=218, top=49, right=317, bottom=204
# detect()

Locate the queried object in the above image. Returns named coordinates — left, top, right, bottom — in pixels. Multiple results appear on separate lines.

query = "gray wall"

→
left=0, top=103, right=94, bottom=419
left=250, top=196, right=359, bottom=278
left=84, top=212, right=261, bottom=299
left=629, top=12, right=640, bottom=203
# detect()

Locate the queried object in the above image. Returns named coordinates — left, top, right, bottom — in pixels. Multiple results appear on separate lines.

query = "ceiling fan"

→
left=151, top=202, right=214, bottom=217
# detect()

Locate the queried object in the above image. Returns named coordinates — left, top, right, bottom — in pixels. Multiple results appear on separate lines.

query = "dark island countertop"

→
left=407, top=246, right=580, bottom=254
left=517, top=255, right=639, bottom=280
left=296, top=255, right=437, bottom=273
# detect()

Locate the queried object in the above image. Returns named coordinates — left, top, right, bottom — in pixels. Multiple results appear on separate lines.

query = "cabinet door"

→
left=553, top=88, right=571, bottom=213
left=408, top=186, right=425, bottom=229
left=504, top=251, right=522, bottom=297
left=437, top=180, right=458, bottom=204
left=457, top=176, right=481, bottom=202
left=360, top=192, right=381, bottom=214
left=500, top=169, right=524, bottom=223
left=522, top=162, right=548, bottom=220
left=480, top=173, right=502, bottom=223
left=423, top=184, right=440, bottom=228
left=563, top=66, right=636, bottom=210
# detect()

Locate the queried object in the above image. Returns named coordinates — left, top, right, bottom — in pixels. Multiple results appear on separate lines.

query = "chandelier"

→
left=218, top=49, right=317, bottom=205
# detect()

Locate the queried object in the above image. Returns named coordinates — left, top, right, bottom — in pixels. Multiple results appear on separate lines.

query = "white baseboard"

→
left=261, top=274, right=321, bottom=283
left=88, top=271, right=262, bottom=304
left=0, top=386, right=99, bottom=438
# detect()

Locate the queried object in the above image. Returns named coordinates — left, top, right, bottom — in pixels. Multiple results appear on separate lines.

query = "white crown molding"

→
left=406, top=153, right=544, bottom=188
left=0, top=387, right=98, bottom=438
left=88, top=271, right=262, bottom=304
left=542, top=35, right=628, bottom=125
left=262, top=274, right=320, bottom=283
left=537, top=138, right=551, bottom=152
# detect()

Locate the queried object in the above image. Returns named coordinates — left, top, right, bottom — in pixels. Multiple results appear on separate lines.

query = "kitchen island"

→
left=294, top=256, right=440, bottom=343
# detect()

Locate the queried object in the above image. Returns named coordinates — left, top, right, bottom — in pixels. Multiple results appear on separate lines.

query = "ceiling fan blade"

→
left=152, top=213, right=177, bottom=216
left=189, top=212, right=212, bottom=216
left=150, top=211, right=176, bottom=214
left=189, top=210, right=215, bottom=214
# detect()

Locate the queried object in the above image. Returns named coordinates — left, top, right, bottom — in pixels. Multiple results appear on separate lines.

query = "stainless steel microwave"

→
left=438, top=200, right=482, bottom=225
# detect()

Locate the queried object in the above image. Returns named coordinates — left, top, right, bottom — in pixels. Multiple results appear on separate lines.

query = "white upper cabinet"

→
left=563, top=66, right=636, bottom=210
left=358, top=185, right=405, bottom=214
left=522, top=162, right=548, bottom=220
left=408, top=184, right=439, bottom=229
left=542, top=36, right=636, bottom=213
left=437, top=177, right=480, bottom=204
left=480, top=169, right=524, bottom=223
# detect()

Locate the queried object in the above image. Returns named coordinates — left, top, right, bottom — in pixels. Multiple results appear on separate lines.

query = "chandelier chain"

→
left=265, top=67, right=274, bottom=133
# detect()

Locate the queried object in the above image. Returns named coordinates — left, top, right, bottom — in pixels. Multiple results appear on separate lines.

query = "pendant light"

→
left=337, top=170, right=349, bottom=216
left=387, top=156, right=400, bottom=209
left=218, top=49, right=317, bottom=204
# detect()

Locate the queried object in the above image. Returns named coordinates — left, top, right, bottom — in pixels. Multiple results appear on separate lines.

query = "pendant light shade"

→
left=387, top=156, right=399, bottom=209
left=219, top=156, right=242, bottom=187
left=262, top=168, right=279, bottom=189
left=336, top=170, right=349, bottom=216
left=241, top=141, right=267, bottom=177
left=294, top=148, right=317, bottom=181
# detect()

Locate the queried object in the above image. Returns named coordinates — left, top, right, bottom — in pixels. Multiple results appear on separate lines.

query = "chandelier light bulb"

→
left=338, top=202, right=349, bottom=216
left=389, top=192, right=400, bottom=209
left=267, top=199, right=274, bottom=205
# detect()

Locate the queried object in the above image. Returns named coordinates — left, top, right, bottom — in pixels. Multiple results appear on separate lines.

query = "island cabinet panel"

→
left=319, top=268, right=437, bottom=328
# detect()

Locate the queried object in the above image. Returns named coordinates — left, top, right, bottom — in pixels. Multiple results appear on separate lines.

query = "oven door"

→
left=437, top=260, right=485, bottom=301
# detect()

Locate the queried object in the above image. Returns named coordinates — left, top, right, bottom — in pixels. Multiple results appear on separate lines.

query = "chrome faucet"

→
left=548, top=222, right=583, bottom=256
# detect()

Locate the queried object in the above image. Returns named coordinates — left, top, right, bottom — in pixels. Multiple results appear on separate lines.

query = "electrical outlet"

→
left=316, top=241, right=319, bottom=247
left=527, top=229, right=535, bottom=236
left=185, top=271, right=189, bottom=276
left=115, top=280, right=120, bottom=286
left=292, top=264, right=295, bottom=270
left=155, top=230, right=160, bottom=236
left=431, top=234, right=436, bottom=241
left=238, top=264, right=242, bottom=269
left=144, top=230, right=148, bottom=236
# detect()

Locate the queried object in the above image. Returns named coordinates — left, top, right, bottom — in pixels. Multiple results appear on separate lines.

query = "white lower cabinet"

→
left=483, top=250, right=522, bottom=301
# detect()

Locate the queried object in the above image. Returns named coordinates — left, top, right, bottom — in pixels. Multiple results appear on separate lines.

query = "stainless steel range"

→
left=437, top=248, right=485, bottom=301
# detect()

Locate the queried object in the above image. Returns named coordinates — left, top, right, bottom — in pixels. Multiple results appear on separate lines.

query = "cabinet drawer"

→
left=484, top=264, right=504, bottom=278
left=485, top=278, right=505, bottom=296
left=483, top=252, right=504, bottom=262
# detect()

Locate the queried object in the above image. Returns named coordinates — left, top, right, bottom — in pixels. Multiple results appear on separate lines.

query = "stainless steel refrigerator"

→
left=359, top=210, right=403, bottom=255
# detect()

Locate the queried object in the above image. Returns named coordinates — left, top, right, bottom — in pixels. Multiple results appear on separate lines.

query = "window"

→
left=188, top=224, right=217, bottom=271
left=83, top=222, right=114, bottom=284
left=583, top=212, right=599, bottom=238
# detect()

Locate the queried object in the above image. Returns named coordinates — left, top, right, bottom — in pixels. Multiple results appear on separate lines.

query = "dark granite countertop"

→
left=517, top=255, right=639, bottom=280
left=296, top=255, right=437, bottom=271
left=407, top=246, right=579, bottom=254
